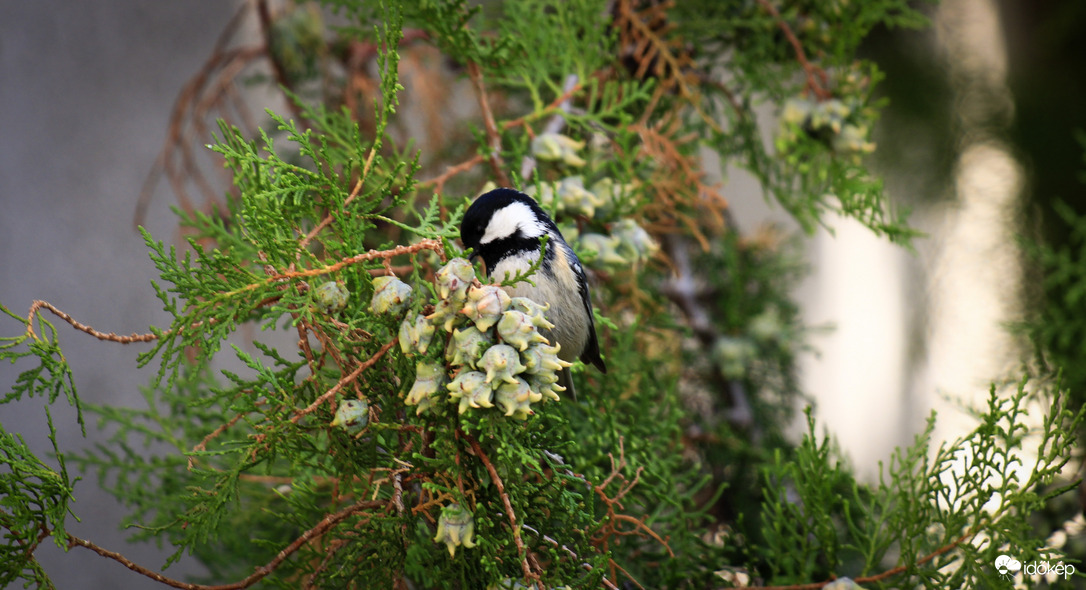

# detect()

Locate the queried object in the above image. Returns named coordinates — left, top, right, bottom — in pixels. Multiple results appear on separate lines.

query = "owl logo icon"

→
left=994, top=554, right=1022, bottom=580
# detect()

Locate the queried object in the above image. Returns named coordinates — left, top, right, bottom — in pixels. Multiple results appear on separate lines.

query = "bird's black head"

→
left=459, top=188, right=558, bottom=274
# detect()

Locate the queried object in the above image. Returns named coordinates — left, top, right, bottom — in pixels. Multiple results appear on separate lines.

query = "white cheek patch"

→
left=480, top=202, right=545, bottom=244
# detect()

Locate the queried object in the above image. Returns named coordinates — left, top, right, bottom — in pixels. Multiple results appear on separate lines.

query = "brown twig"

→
left=659, top=235, right=754, bottom=429
left=499, top=78, right=584, bottom=132
left=755, top=0, right=831, bottom=100
left=243, top=240, right=445, bottom=298
left=24, top=300, right=158, bottom=343
left=416, top=79, right=585, bottom=192
left=466, top=61, right=511, bottom=186
left=418, top=153, right=486, bottom=193
left=591, top=439, right=674, bottom=564
left=462, top=431, right=537, bottom=583
left=291, top=338, right=397, bottom=424
left=66, top=498, right=385, bottom=590
left=189, top=412, right=247, bottom=470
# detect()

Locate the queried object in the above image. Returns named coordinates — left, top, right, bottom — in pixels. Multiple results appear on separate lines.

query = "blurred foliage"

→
left=3, top=1, right=1084, bottom=588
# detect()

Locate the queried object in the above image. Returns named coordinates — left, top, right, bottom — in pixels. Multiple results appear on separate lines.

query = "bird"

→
left=459, top=188, right=606, bottom=396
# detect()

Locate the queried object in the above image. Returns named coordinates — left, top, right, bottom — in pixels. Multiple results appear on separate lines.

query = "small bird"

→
left=460, top=188, right=606, bottom=395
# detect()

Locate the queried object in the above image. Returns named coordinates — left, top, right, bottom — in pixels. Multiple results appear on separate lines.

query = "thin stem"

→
left=466, top=61, right=511, bottom=186
left=462, top=431, right=537, bottom=583
left=65, top=498, right=385, bottom=590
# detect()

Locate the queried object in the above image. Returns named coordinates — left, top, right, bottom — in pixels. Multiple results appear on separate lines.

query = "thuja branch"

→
left=756, top=0, right=831, bottom=100
left=462, top=431, right=538, bottom=584
left=22, top=241, right=442, bottom=345
left=417, top=79, right=584, bottom=192
left=290, top=338, right=397, bottom=423
left=65, top=498, right=387, bottom=590
left=298, top=146, right=380, bottom=251
left=751, top=528, right=978, bottom=590
left=24, top=300, right=158, bottom=343
left=215, top=240, right=444, bottom=304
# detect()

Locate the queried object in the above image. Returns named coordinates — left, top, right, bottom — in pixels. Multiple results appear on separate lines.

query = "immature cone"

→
left=713, top=336, right=757, bottom=379
left=497, top=310, right=548, bottom=351
left=313, top=280, right=349, bottom=314
left=399, top=313, right=436, bottom=356
left=370, top=276, right=412, bottom=315
left=330, top=399, right=369, bottom=435
left=579, top=233, right=627, bottom=267
left=446, top=371, right=493, bottom=414
left=478, top=344, right=526, bottom=385
left=447, top=326, right=493, bottom=369
left=611, top=219, right=659, bottom=264
left=460, top=285, right=511, bottom=332
left=526, top=373, right=564, bottom=402
left=530, top=133, right=586, bottom=167
left=520, top=342, right=571, bottom=376
left=589, top=177, right=632, bottom=212
left=823, top=578, right=866, bottom=590
left=406, top=361, right=446, bottom=415
left=435, top=258, right=476, bottom=304
left=809, top=98, right=850, bottom=134
left=509, top=297, right=555, bottom=331
left=427, top=298, right=461, bottom=333
left=748, top=306, right=784, bottom=344
left=833, top=123, right=875, bottom=154
left=556, top=176, right=603, bottom=217
left=780, top=97, right=815, bottom=126
left=494, top=378, right=538, bottom=420
left=434, top=503, right=476, bottom=557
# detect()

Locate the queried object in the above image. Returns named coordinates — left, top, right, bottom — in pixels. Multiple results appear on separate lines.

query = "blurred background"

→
left=2, top=0, right=1084, bottom=587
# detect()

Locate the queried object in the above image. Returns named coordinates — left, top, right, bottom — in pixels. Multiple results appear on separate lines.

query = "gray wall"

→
left=1, top=2, right=239, bottom=588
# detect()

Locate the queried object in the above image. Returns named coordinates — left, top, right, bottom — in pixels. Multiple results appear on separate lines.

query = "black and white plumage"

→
left=460, top=188, right=607, bottom=391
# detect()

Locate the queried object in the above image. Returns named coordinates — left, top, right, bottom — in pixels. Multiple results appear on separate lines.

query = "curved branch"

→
left=462, top=431, right=538, bottom=583
left=66, top=498, right=386, bottom=590
left=25, top=300, right=158, bottom=343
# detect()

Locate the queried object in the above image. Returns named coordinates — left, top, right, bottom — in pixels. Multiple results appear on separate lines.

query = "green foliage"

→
left=755, top=379, right=1082, bottom=588
left=1, top=304, right=83, bottom=433
left=1, top=1, right=1082, bottom=589
left=0, top=412, right=75, bottom=589
left=1021, top=165, right=1086, bottom=402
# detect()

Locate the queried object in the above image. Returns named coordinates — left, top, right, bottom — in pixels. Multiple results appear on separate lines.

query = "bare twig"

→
left=291, top=338, right=397, bottom=423
left=251, top=239, right=445, bottom=293
left=466, top=61, right=511, bottom=186
left=255, top=0, right=310, bottom=128
left=24, top=300, right=158, bottom=343
left=189, top=411, right=247, bottom=470
left=66, top=498, right=386, bottom=590
left=591, top=439, right=673, bottom=563
left=462, top=431, right=538, bottom=583
left=134, top=1, right=258, bottom=226
left=418, top=153, right=486, bottom=193
left=417, top=78, right=585, bottom=192
left=755, top=0, right=831, bottom=100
